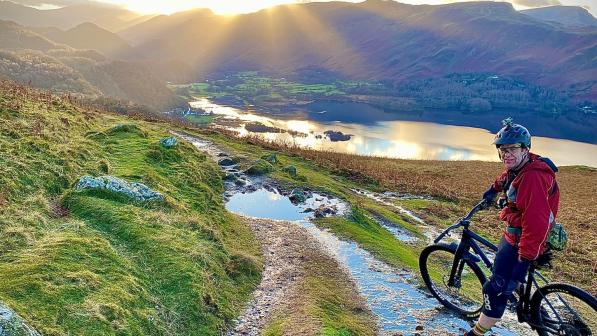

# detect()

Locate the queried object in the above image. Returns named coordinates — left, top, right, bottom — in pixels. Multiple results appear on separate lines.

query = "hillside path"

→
left=226, top=216, right=372, bottom=336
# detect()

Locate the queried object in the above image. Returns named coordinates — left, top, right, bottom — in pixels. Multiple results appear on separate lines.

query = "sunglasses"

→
left=497, top=145, right=523, bottom=155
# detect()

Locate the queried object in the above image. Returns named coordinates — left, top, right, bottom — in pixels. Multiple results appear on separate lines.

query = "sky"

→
left=12, top=0, right=597, bottom=16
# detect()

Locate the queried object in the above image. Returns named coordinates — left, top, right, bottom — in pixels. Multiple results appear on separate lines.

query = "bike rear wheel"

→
left=419, top=243, right=488, bottom=318
left=530, top=283, right=597, bottom=336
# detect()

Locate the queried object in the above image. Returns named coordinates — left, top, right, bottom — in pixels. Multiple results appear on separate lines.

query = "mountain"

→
left=123, top=0, right=597, bottom=101
left=0, top=20, right=63, bottom=51
left=0, top=1, right=152, bottom=31
left=117, top=8, right=214, bottom=45
left=33, top=22, right=134, bottom=58
left=0, top=21, right=185, bottom=110
left=521, top=6, right=597, bottom=28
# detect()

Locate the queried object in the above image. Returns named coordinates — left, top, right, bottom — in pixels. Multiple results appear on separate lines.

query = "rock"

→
left=415, top=325, right=424, bottom=330
left=217, top=153, right=228, bottom=157
left=245, top=159, right=274, bottom=175
left=0, top=302, right=41, bottom=336
left=261, top=153, right=279, bottom=164
left=282, top=165, right=297, bottom=177
left=218, top=158, right=236, bottom=166
left=224, top=174, right=238, bottom=181
left=302, top=208, right=314, bottom=213
left=159, top=136, right=178, bottom=148
left=323, top=130, right=352, bottom=142
left=288, top=189, right=307, bottom=204
left=314, top=205, right=336, bottom=218
left=75, top=176, right=164, bottom=202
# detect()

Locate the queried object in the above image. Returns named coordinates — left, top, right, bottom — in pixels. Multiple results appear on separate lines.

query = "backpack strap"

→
left=538, top=156, right=559, bottom=196
left=539, top=157, right=558, bottom=173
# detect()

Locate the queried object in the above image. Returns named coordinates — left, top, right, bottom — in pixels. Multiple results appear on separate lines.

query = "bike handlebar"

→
left=433, top=199, right=488, bottom=244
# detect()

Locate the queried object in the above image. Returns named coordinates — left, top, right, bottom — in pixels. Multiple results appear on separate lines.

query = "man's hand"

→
left=481, top=186, right=498, bottom=209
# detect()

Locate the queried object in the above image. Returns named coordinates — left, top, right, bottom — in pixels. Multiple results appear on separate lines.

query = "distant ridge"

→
left=34, top=22, right=134, bottom=58
left=121, top=0, right=597, bottom=101
left=0, top=1, right=152, bottom=30
left=521, top=6, right=597, bottom=28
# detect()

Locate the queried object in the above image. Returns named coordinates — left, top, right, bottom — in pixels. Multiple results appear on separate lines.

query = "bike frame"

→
left=435, top=201, right=573, bottom=334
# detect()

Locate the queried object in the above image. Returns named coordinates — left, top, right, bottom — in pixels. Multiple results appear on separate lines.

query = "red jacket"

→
left=491, top=153, right=560, bottom=261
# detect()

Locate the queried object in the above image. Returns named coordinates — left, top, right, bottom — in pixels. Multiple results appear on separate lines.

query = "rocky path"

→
left=226, top=216, right=372, bottom=336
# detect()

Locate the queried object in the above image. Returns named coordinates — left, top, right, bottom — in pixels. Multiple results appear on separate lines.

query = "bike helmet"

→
left=494, top=117, right=531, bottom=148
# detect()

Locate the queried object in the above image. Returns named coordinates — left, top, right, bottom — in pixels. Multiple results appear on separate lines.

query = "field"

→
left=224, top=134, right=597, bottom=293
left=0, top=81, right=263, bottom=335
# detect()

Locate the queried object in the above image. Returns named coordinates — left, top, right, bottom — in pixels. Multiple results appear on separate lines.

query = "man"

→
left=465, top=118, right=560, bottom=336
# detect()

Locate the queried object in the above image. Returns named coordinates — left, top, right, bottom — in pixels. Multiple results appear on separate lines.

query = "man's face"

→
left=498, top=144, right=528, bottom=170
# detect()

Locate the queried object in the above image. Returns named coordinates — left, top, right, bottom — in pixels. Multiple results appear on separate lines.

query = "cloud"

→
left=509, top=0, right=562, bottom=7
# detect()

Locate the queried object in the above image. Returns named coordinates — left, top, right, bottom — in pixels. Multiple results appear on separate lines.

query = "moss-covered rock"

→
left=0, top=302, right=41, bottom=336
left=245, top=159, right=274, bottom=175
left=75, top=175, right=164, bottom=202
left=261, top=153, right=279, bottom=164
left=282, top=165, right=297, bottom=177
left=159, top=136, right=178, bottom=148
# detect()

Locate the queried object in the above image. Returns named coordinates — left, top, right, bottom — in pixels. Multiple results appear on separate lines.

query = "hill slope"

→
left=0, top=1, right=150, bottom=31
left=521, top=6, right=597, bottom=28
left=0, top=80, right=262, bottom=335
left=0, top=21, right=186, bottom=111
left=34, top=22, right=134, bottom=58
left=125, top=0, right=597, bottom=101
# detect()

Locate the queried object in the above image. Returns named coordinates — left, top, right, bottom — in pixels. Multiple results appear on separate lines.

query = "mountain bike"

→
left=419, top=200, right=597, bottom=335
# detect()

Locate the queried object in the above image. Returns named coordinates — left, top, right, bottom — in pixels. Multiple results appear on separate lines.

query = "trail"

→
left=177, top=132, right=534, bottom=336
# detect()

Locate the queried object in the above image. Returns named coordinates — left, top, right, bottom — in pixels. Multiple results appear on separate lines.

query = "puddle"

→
left=226, top=188, right=348, bottom=221
left=351, top=188, right=442, bottom=243
left=180, top=133, right=532, bottom=336
left=368, top=214, right=419, bottom=244
left=226, top=190, right=528, bottom=335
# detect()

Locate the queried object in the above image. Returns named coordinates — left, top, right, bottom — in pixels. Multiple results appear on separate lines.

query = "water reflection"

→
left=190, top=99, right=597, bottom=167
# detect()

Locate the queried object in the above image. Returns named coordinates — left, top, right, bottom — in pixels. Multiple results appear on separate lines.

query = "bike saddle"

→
left=534, top=249, right=554, bottom=269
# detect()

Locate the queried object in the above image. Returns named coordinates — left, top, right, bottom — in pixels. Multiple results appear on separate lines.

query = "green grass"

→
left=0, top=83, right=262, bottom=335
left=195, top=132, right=426, bottom=271
left=185, top=114, right=215, bottom=125
left=316, top=209, right=419, bottom=270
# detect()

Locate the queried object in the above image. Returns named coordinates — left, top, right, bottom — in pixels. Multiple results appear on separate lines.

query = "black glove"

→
left=482, top=185, right=498, bottom=208
left=511, top=258, right=531, bottom=283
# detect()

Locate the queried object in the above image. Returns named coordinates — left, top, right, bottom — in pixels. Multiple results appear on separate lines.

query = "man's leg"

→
left=465, top=238, right=518, bottom=335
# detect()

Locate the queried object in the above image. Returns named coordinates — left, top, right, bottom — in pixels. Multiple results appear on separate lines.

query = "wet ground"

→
left=177, top=132, right=534, bottom=336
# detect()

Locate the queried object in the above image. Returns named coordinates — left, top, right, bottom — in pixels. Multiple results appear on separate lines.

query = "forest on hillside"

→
left=183, top=72, right=594, bottom=116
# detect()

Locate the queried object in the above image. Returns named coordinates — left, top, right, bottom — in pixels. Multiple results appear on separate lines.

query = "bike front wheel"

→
left=419, top=243, right=488, bottom=318
left=530, top=283, right=597, bottom=336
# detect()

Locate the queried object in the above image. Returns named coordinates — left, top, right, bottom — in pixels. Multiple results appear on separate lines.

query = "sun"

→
left=109, top=0, right=301, bottom=15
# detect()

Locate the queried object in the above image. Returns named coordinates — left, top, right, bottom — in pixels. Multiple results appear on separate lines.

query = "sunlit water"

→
left=225, top=188, right=529, bottom=335
left=190, top=99, right=597, bottom=167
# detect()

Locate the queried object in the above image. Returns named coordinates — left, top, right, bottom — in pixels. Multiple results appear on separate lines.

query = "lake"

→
left=190, top=98, right=597, bottom=167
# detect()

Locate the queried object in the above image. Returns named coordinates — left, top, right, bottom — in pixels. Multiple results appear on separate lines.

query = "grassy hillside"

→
left=214, top=133, right=596, bottom=293
left=0, top=81, right=262, bottom=335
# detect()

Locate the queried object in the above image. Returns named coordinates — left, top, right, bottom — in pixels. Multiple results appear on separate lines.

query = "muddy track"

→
left=226, top=216, right=373, bottom=336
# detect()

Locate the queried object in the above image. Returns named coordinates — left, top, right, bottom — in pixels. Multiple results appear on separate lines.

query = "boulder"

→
left=288, top=189, right=307, bottom=204
left=324, top=130, right=352, bottom=142
left=261, top=153, right=278, bottom=164
left=218, top=158, right=236, bottom=166
left=159, top=136, right=178, bottom=148
left=314, top=205, right=337, bottom=218
left=245, top=159, right=274, bottom=175
left=75, top=176, right=164, bottom=202
left=0, top=302, right=41, bottom=336
left=282, top=165, right=297, bottom=177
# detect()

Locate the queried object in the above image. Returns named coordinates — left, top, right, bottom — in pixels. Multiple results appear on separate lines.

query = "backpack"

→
left=548, top=223, right=568, bottom=251
left=538, top=157, right=568, bottom=251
